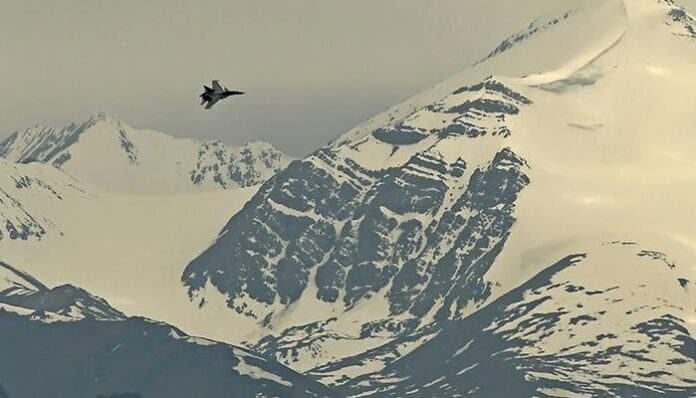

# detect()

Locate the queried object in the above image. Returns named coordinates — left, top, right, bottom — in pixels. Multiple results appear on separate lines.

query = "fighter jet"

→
left=199, top=80, right=244, bottom=109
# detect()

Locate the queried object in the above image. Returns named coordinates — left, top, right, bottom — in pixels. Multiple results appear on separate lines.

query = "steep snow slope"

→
left=0, top=159, right=89, bottom=242
left=0, top=263, right=342, bottom=398
left=0, top=112, right=291, bottom=193
left=486, top=0, right=696, bottom=304
left=179, top=0, right=696, bottom=384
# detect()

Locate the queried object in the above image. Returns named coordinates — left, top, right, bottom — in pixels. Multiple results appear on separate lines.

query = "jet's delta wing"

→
left=212, top=80, right=225, bottom=93
left=204, top=97, right=221, bottom=109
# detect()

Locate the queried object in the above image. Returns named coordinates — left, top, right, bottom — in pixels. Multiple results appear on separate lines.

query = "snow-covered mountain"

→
left=0, top=126, right=265, bottom=345
left=178, top=0, right=696, bottom=392
left=0, top=260, right=125, bottom=322
left=0, top=172, right=260, bottom=345
left=343, top=244, right=696, bottom=397
left=0, top=159, right=90, bottom=242
left=2, top=0, right=695, bottom=395
left=0, top=113, right=295, bottom=344
left=0, top=261, right=342, bottom=398
left=0, top=112, right=291, bottom=193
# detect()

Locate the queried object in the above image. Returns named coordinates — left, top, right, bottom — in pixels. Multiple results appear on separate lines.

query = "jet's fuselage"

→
left=199, top=81, right=244, bottom=109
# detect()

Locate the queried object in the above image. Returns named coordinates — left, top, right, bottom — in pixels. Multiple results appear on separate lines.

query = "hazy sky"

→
left=2, top=0, right=695, bottom=156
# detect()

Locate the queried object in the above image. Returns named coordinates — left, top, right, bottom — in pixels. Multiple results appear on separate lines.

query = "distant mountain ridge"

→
left=0, top=260, right=125, bottom=322
left=0, top=112, right=292, bottom=193
left=0, top=260, right=342, bottom=398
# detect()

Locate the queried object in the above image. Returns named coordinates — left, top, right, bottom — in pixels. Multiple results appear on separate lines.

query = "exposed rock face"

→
left=190, top=140, right=290, bottom=189
left=182, top=77, right=534, bottom=371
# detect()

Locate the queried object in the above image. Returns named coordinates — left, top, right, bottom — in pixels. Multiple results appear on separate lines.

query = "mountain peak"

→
left=88, top=111, right=115, bottom=120
left=0, top=115, right=291, bottom=193
left=242, top=140, right=284, bottom=152
left=85, top=111, right=122, bottom=126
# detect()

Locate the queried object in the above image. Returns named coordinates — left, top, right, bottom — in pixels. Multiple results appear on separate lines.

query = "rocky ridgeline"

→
left=0, top=261, right=342, bottom=398
left=190, top=140, right=289, bottom=189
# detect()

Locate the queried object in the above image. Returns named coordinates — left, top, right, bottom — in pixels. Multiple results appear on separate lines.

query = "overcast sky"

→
left=2, top=0, right=694, bottom=156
